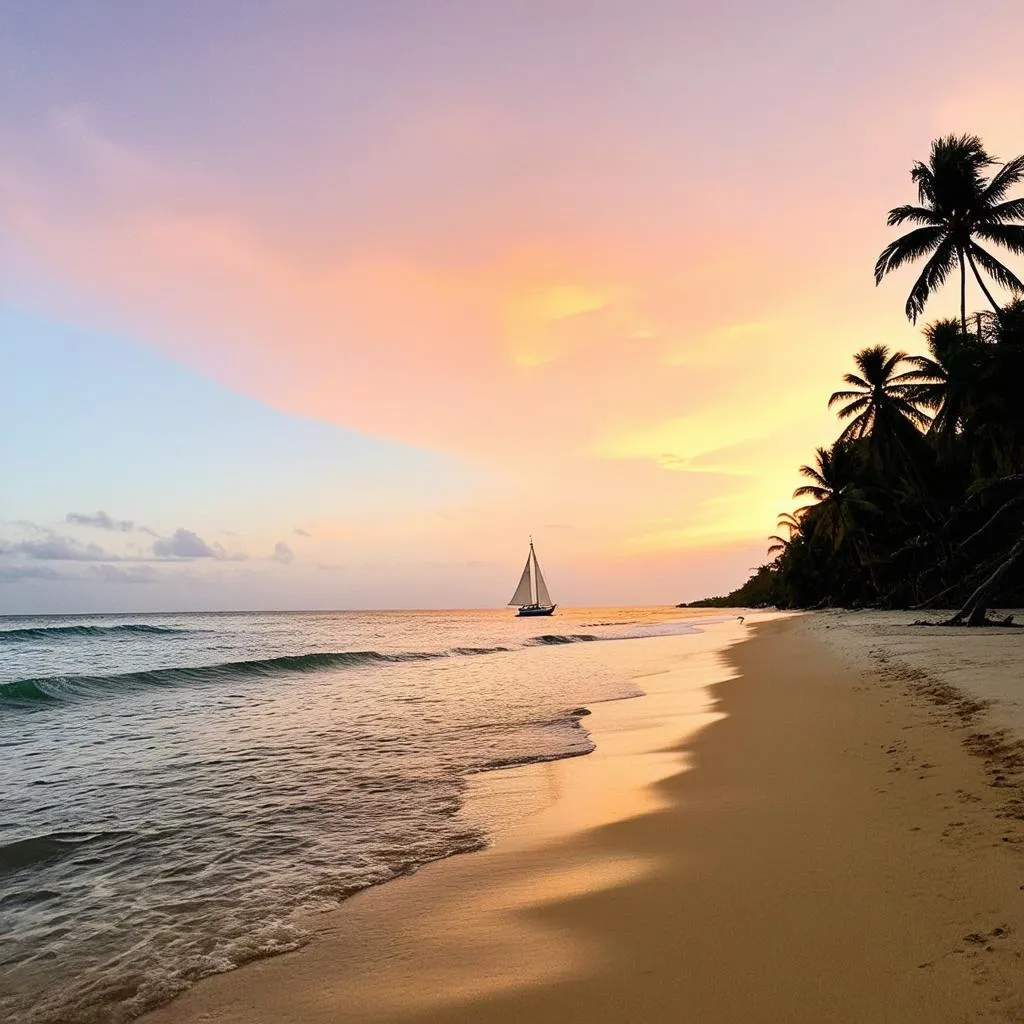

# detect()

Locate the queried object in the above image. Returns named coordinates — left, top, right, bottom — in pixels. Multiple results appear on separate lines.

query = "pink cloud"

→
left=5, top=3, right=1024, bottom=600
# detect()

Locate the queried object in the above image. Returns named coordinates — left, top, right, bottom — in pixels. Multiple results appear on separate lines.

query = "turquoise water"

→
left=0, top=607, right=721, bottom=1023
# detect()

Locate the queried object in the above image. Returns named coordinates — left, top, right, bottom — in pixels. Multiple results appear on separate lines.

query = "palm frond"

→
left=889, top=396, right=933, bottom=429
left=882, top=351, right=910, bottom=378
left=828, top=389, right=867, bottom=408
left=905, top=239, right=957, bottom=322
left=885, top=384, right=931, bottom=404
left=793, top=485, right=827, bottom=501
left=899, top=355, right=944, bottom=380
left=798, top=461, right=828, bottom=487
left=910, top=160, right=937, bottom=206
left=886, top=204, right=943, bottom=227
left=836, top=418, right=867, bottom=443
left=969, top=243, right=1024, bottom=294
left=973, top=223, right=1024, bottom=255
left=922, top=317, right=970, bottom=361
left=874, top=227, right=944, bottom=283
left=981, top=154, right=1024, bottom=206
left=776, top=512, right=802, bottom=535
left=982, top=197, right=1024, bottom=224
left=835, top=399, right=870, bottom=420
left=889, top=363, right=939, bottom=383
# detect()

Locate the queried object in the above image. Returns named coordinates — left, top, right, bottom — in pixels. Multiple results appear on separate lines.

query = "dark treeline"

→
left=691, top=136, right=1024, bottom=624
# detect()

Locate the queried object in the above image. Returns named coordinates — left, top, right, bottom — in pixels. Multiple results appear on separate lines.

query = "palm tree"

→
left=972, top=299, right=1024, bottom=471
left=828, top=345, right=931, bottom=444
left=900, top=319, right=980, bottom=441
left=767, top=511, right=805, bottom=562
left=976, top=296, right=1024, bottom=353
left=777, top=511, right=803, bottom=537
left=874, top=134, right=1024, bottom=334
left=793, top=443, right=874, bottom=551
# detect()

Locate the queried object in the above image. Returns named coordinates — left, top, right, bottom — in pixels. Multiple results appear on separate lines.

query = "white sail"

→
left=532, top=547, right=552, bottom=607
left=508, top=555, right=534, bottom=606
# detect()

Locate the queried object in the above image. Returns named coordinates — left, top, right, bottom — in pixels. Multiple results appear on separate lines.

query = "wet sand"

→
left=142, top=615, right=1024, bottom=1023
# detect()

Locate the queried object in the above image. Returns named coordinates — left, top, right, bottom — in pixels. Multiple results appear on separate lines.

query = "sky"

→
left=3, top=0, right=1024, bottom=612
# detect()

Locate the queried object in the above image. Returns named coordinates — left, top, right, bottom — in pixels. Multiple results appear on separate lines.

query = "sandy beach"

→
left=142, top=613, right=1024, bottom=1023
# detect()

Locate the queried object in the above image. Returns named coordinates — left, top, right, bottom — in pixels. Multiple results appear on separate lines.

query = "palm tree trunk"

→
left=947, top=532, right=1024, bottom=626
left=838, top=505, right=881, bottom=596
left=959, top=248, right=967, bottom=335
left=965, top=248, right=1001, bottom=315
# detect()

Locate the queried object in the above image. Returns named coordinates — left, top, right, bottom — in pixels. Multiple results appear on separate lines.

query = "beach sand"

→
left=142, top=614, right=1024, bottom=1023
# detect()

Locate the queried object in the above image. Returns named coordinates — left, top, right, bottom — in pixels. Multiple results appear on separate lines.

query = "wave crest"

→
left=0, top=831, right=133, bottom=874
left=0, top=624, right=189, bottom=643
left=527, top=634, right=599, bottom=645
left=0, top=646, right=513, bottom=708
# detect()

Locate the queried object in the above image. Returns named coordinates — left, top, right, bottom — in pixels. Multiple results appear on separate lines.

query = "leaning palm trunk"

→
left=945, top=532, right=1024, bottom=626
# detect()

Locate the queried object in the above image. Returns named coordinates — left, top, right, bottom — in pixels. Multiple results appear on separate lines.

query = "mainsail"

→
left=509, top=554, right=534, bottom=606
left=508, top=541, right=553, bottom=609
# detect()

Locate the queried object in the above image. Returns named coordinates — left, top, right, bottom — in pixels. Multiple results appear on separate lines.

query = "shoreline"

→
left=142, top=614, right=1024, bottom=1023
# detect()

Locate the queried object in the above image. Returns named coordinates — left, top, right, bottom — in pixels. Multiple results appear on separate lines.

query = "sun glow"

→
left=503, top=283, right=617, bottom=368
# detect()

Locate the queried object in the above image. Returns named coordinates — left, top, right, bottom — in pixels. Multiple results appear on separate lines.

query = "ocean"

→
left=0, top=607, right=726, bottom=1023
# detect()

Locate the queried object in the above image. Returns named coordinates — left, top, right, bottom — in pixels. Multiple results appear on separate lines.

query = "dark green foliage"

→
left=740, top=306, right=1024, bottom=614
left=678, top=566, right=777, bottom=609
left=689, top=137, right=1024, bottom=619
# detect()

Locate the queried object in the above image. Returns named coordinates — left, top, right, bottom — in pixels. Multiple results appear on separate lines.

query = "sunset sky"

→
left=4, top=0, right=1024, bottom=612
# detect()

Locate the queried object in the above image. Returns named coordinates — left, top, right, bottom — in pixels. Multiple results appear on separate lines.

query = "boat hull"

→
left=516, top=605, right=556, bottom=617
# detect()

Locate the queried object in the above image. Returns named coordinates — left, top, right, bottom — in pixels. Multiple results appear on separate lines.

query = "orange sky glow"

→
left=4, top=2, right=1024, bottom=608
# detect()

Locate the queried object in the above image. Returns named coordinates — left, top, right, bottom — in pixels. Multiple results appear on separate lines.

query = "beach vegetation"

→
left=705, top=137, right=1024, bottom=623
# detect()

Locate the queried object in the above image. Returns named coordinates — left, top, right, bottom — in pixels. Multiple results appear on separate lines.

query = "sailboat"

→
left=508, top=539, right=556, bottom=617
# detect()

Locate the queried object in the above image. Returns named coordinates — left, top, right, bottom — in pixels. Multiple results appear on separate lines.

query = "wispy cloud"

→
left=66, top=510, right=152, bottom=534
left=293, top=527, right=311, bottom=538
left=6, top=534, right=115, bottom=561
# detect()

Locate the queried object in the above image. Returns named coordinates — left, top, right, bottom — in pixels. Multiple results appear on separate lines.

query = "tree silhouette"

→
left=828, top=345, right=930, bottom=445
left=875, top=135, right=1024, bottom=334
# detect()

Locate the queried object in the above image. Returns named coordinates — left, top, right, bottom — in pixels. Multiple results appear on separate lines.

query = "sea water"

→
left=0, top=607, right=725, bottom=1023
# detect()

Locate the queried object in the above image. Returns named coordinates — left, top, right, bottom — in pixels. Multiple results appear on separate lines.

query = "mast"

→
left=510, top=537, right=552, bottom=609
left=530, top=537, right=537, bottom=605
